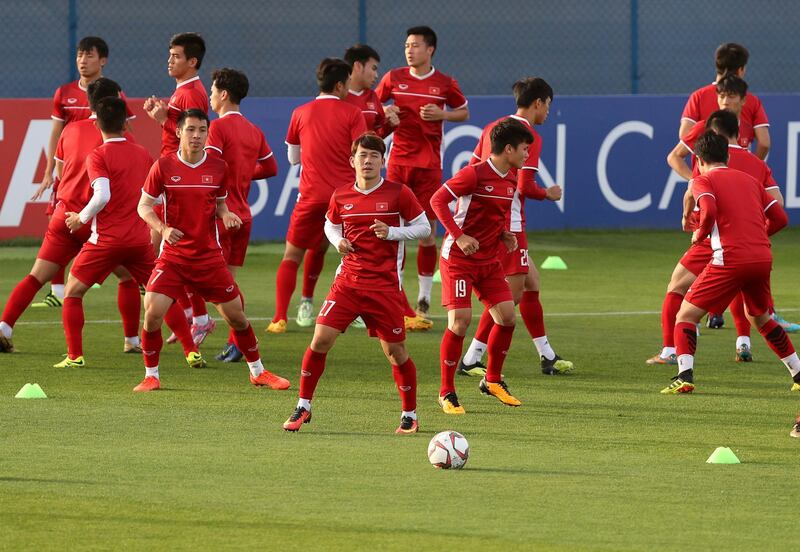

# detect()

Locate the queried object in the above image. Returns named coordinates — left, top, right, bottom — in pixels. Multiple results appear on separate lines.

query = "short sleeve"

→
left=524, top=133, right=542, bottom=170
left=206, top=119, right=225, bottom=155
left=375, top=72, right=392, bottom=103
left=326, top=192, right=342, bottom=224
left=399, top=184, right=425, bottom=221
left=681, top=122, right=704, bottom=153
left=350, top=108, right=368, bottom=141
left=444, top=165, right=478, bottom=197
left=750, top=96, right=769, bottom=128
left=216, top=163, right=229, bottom=199
left=119, top=91, right=136, bottom=120
left=470, top=130, right=485, bottom=165
left=285, top=110, right=300, bottom=145
left=51, top=87, right=65, bottom=121
left=142, top=160, right=164, bottom=199
left=762, top=163, right=778, bottom=189
left=55, top=133, right=65, bottom=162
left=85, top=149, right=108, bottom=184
left=446, top=78, right=468, bottom=110
left=761, top=185, right=778, bottom=211
left=691, top=175, right=713, bottom=202
left=192, top=89, right=210, bottom=114
left=258, top=131, right=274, bottom=161
left=681, top=91, right=701, bottom=122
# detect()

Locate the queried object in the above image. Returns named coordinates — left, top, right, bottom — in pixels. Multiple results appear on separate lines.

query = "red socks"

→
left=759, top=318, right=796, bottom=359
left=439, top=329, right=465, bottom=396
left=519, top=290, right=546, bottom=339
left=417, top=244, right=437, bottom=277
left=1, top=274, right=44, bottom=326
left=63, top=297, right=84, bottom=358
left=232, top=324, right=260, bottom=362
left=117, top=280, right=141, bottom=337
left=52, top=266, right=65, bottom=286
left=188, top=291, right=207, bottom=317
left=274, top=259, right=299, bottom=322
left=661, top=291, right=684, bottom=348
left=392, top=358, right=417, bottom=412
left=176, top=291, right=191, bottom=313
left=730, top=293, right=751, bottom=337
left=486, top=324, right=515, bottom=383
left=302, top=248, right=326, bottom=299
left=674, top=321, right=698, bottom=357
left=141, top=329, right=162, bottom=368
left=164, top=302, right=197, bottom=355
left=474, top=308, right=494, bottom=343
left=299, top=348, right=327, bottom=400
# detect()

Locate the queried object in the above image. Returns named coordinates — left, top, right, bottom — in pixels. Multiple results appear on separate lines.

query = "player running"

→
left=205, top=68, right=278, bottom=362
left=431, top=118, right=533, bottom=414
left=376, top=25, right=469, bottom=328
left=459, top=77, right=574, bottom=377
left=267, top=58, right=366, bottom=334
left=660, top=132, right=799, bottom=395
left=135, top=109, right=290, bottom=392
left=283, top=133, right=430, bottom=433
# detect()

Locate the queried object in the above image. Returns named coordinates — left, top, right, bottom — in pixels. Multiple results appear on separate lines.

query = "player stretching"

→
left=136, top=109, right=289, bottom=392
left=376, top=26, right=469, bottom=327
left=32, top=36, right=135, bottom=308
left=283, top=133, right=430, bottom=433
left=460, top=77, right=573, bottom=377
left=431, top=119, right=533, bottom=414
left=661, top=132, right=799, bottom=395
left=206, top=68, right=278, bottom=362
left=0, top=79, right=150, bottom=357
left=144, top=32, right=216, bottom=344
left=267, top=58, right=366, bottom=334
left=55, top=98, right=201, bottom=369
left=650, top=109, right=784, bottom=366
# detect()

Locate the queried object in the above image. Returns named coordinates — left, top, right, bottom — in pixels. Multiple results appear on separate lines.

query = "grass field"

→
left=2, top=229, right=800, bottom=551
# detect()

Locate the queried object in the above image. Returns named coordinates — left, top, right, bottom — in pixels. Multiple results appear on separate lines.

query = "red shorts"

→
left=286, top=200, right=327, bottom=250
left=37, top=204, right=91, bottom=266
left=501, top=231, right=530, bottom=276
left=316, top=281, right=407, bottom=342
left=387, top=164, right=442, bottom=219
left=70, top=243, right=155, bottom=286
left=218, top=219, right=253, bottom=267
left=147, top=257, right=240, bottom=304
left=679, top=239, right=713, bottom=276
left=440, top=257, right=513, bottom=310
left=685, top=261, right=772, bottom=316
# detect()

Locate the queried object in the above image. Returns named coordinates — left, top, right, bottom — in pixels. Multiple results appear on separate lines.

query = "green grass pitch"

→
left=1, top=229, right=799, bottom=551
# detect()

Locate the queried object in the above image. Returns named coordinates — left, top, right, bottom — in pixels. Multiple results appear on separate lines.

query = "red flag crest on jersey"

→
left=507, top=186, right=515, bottom=196
left=201, top=175, right=213, bottom=184
left=429, top=87, right=441, bottom=95
left=367, top=102, right=375, bottom=110
left=376, top=202, right=388, bottom=211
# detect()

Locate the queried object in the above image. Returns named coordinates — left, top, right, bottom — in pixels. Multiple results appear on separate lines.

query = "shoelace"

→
left=493, top=380, right=511, bottom=393
left=444, top=393, right=461, bottom=407
left=290, top=407, right=307, bottom=421
left=399, top=416, right=414, bottom=429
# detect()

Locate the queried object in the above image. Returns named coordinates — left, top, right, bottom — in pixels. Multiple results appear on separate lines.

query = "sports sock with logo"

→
left=299, top=348, right=327, bottom=400
left=164, top=302, right=197, bottom=355
left=439, top=329, right=465, bottom=396
left=392, top=358, right=417, bottom=412
left=486, top=323, right=515, bottom=383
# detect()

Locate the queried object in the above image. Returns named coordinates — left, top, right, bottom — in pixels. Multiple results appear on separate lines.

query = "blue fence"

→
left=240, top=93, right=800, bottom=240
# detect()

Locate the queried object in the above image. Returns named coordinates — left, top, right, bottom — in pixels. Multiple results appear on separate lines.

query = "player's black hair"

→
left=351, top=132, right=386, bottom=156
left=95, top=97, right=127, bottom=134
left=695, top=131, right=729, bottom=164
left=170, top=32, right=206, bottom=70
left=406, top=26, right=437, bottom=52
left=512, top=77, right=554, bottom=108
left=87, top=77, right=122, bottom=112
left=715, top=74, right=748, bottom=98
left=177, top=108, right=209, bottom=128
left=344, top=44, right=381, bottom=66
left=715, top=43, right=749, bottom=76
left=490, top=118, right=534, bottom=155
left=78, top=36, right=109, bottom=58
left=705, top=109, right=739, bottom=139
left=316, top=58, right=352, bottom=93
left=211, top=68, right=249, bottom=104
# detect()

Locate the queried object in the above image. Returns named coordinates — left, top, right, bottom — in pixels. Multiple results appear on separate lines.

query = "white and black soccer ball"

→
left=428, top=431, right=469, bottom=469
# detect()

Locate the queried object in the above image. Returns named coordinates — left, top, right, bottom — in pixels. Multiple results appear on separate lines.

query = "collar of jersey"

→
left=222, top=111, right=242, bottom=117
left=409, top=66, right=436, bottom=80
left=316, top=94, right=339, bottom=100
left=177, top=150, right=207, bottom=168
left=103, top=137, right=127, bottom=143
left=728, top=144, right=744, bottom=150
left=348, top=89, right=365, bottom=96
left=487, top=158, right=509, bottom=178
left=353, top=177, right=384, bottom=195
left=509, top=114, right=533, bottom=129
left=176, top=75, right=201, bottom=89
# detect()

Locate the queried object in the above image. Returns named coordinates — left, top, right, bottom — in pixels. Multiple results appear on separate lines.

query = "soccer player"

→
left=56, top=97, right=202, bottom=369
left=32, top=36, right=135, bottom=308
left=282, top=133, right=430, bottom=433
left=344, top=44, right=398, bottom=137
left=135, top=109, right=289, bottom=392
left=460, top=77, right=574, bottom=377
left=649, top=110, right=785, bottom=367
left=430, top=118, right=533, bottom=414
left=205, top=68, right=278, bottom=362
left=267, top=58, right=366, bottom=334
left=376, top=25, right=469, bottom=325
left=143, top=32, right=214, bottom=344
left=0, top=79, right=146, bottom=356
left=661, top=132, right=798, bottom=395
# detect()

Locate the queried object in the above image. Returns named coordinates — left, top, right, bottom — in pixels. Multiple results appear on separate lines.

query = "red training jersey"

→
left=51, top=80, right=135, bottom=125
left=376, top=67, right=467, bottom=170
left=345, top=88, right=390, bottom=137
left=681, top=83, right=768, bottom=149
left=471, top=115, right=546, bottom=232
left=206, top=111, right=275, bottom=222
left=432, top=160, right=516, bottom=265
left=84, top=138, right=153, bottom=247
left=142, top=152, right=228, bottom=264
left=285, top=95, right=367, bottom=204
left=691, top=166, right=779, bottom=266
left=326, top=179, right=425, bottom=291
left=161, top=76, right=209, bottom=157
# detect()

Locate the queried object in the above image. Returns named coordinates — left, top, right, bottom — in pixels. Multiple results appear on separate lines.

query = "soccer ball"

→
left=427, top=431, right=469, bottom=469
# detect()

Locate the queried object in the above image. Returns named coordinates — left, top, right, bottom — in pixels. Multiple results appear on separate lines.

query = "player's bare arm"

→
left=501, top=231, right=518, bottom=253
left=678, top=118, right=694, bottom=140
left=137, top=193, right=182, bottom=244
left=39, top=119, right=65, bottom=192
left=667, top=142, right=693, bottom=180
left=545, top=185, right=562, bottom=201
left=216, top=198, right=242, bottom=230
left=455, top=234, right=479, bottom=255
left=419, top=104, right=469, bottom=122
left=754, top=126, right=770, bottom=160
left=146, top=98, right=168, bottom=125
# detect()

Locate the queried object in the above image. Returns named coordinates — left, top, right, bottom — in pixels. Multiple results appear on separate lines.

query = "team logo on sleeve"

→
left=170, top=176, right=181, bottom=182
left=376, top=202, right=388, bottom=211
left=201, top=175, right=213, bottom=184
left=429, top=87, right=441, bottom=95
left=344, top=204, right=354, bottom=211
